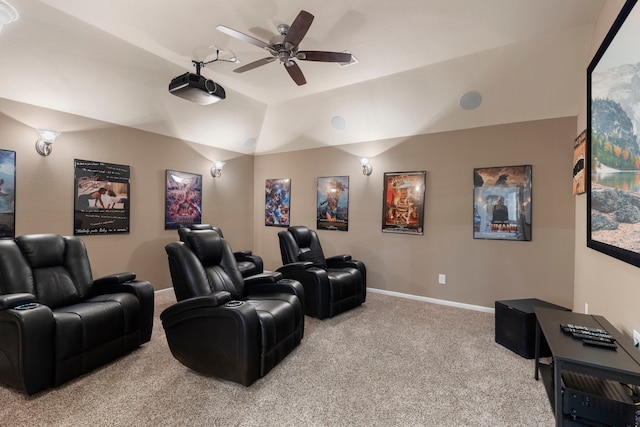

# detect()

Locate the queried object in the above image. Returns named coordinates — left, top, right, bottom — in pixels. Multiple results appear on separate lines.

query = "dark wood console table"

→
left=534, top=307, right=640, bottom=426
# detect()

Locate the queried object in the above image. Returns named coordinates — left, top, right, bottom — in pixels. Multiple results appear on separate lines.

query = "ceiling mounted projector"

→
left=169, top=72, right=226, bottom=105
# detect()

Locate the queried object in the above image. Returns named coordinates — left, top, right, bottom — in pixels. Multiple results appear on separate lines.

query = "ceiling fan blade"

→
left=284, top=10, right=314, bottom=48
left=233, top=57, right=276, bottom=73
left=297, top=51, right=352, bottom=63
left=216, top=25, right=271, bottom=50
left=284, top=61, right=306, bottom=86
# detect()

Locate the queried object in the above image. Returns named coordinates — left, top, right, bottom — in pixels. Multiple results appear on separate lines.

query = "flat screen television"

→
left=587, top=0, right=640, bottom=267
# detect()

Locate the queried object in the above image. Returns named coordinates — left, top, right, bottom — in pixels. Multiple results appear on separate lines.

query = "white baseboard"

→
left=368, top=288, right=495, bottom=314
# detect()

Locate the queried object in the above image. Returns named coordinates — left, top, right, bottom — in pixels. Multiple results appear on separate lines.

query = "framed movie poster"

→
left=382, top=171, right=426, bottom=235
left=473, top=165, right=532, bottom=241
left=165, top=170, right=202, bottom=230
left=317, top=176, right=349, bottom=231
left=265, top=178, right=291, bottom=226
left=587, top=0, right=640, bottom=267
left=74, top=159, right=130, bottom=235
left=0, top=149, right=16, bottom=238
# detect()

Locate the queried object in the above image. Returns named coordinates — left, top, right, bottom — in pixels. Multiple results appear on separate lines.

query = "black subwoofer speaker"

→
left=495, top=298, right=570, bottom=359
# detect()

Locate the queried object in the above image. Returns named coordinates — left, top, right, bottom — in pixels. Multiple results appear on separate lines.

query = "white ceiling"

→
left=0, top=0, right=605, bottom=155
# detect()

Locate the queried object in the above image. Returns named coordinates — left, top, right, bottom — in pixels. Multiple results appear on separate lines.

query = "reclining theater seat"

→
left=177, top=224, right=264, bottom=278
left=161, top=229, right=304, bottom=386
left=0, top=234, right=154, bottom=395
left=277, top=225, right=366, bottom=320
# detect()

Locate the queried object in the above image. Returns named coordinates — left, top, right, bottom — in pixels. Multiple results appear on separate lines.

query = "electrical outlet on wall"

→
left=438, top=274, right=446, bottom=285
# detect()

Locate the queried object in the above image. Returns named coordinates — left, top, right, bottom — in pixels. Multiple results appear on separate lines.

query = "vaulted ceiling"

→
left=0, top=0, right=605, bottom=155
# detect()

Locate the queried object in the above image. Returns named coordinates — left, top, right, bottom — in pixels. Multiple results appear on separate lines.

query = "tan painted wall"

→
left=0, top=99, right=254, bottom=290
left=254, top=117, right=577, bottom=309
left=574, top=0, right=639, bottom=338
left=1, top=99, right=578, bottom=311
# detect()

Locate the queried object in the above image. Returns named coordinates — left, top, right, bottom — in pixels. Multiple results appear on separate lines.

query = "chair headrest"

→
left=177, top=224, right=222, bottom=242
left=183, top=230, right=224, bottom=267
left=288, top=226, right=312, bottom=248
left=15, top=234, right=66, bottom=269
left=189, top=224, right=214, bottom=231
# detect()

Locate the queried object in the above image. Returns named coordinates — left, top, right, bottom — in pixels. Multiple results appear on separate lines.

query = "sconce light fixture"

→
left=360, top=157, right=372, bottom=176
left=0, top=1, right=19, bottom=28
left=211, top=160, right=226, bottom=178
left=35, top=129, right=60, bottom=156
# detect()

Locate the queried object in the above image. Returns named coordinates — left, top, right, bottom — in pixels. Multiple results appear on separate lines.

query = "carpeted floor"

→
left=0, top=291, right=555, bottom=426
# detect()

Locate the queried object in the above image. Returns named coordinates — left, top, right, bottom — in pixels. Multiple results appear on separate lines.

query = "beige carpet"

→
left=0, top=291, right=554, bottom=426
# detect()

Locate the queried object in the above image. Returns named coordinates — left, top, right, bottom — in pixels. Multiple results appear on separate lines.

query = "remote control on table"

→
left=560, top=323, right=614, bottom=341
left=582, top=339, right=617, bottom=350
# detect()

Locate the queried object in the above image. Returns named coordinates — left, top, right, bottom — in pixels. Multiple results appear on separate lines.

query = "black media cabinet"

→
left=534, top=307, right=640, bottom=426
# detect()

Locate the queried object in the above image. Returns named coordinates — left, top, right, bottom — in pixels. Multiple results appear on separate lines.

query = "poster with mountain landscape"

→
left=587, top=0, right=640, bottom=266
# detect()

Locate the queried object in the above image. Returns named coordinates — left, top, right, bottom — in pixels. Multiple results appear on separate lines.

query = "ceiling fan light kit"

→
left=217, top=10, right=352, bottom=86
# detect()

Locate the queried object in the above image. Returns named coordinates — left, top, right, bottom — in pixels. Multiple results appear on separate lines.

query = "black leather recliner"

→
left=161, top=228, right=304, bottom=386
left=277, top=225, right=366, bottom=319
left=177, top=224, right=264, bottom=278
left=0, top=234, right=154, bottom=395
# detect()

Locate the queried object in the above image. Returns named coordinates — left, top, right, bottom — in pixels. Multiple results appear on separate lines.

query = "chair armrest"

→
left=0, top=304, right=55, bottom=394
left=93, top=272, right=136, bottom=286
left=246, top=278, right=305, bottom=299
left=234, top=252, right=264, bottom=275
left=326, top=254, right=352, bottom=265
left=160, top=297, right=261, bottom=386
left=0, top=293, right=36, bottom=309
left=94, top=278, right=155, bottom=343
left=276, top=266, right=330, bottom=319
left=160, top=292, right=233, bottom=322
left=276, top=262, right=314, bottom=273
left=244, top=272, right=283, bottom=286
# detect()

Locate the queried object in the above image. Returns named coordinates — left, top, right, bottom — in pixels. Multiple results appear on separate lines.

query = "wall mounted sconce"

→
left=211, top=160, right=226, bottom=178
left=0, top=1, right=19, bottom=28
left=35, top=129, right=60, bottom=156
left=360, top=158, right=372, bottom=176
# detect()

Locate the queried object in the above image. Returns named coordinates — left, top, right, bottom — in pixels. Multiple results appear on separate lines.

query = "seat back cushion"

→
left=0, top=239, right=35, bottom=295
left=166, top=242, right=213, bottom=301
left=176, top=227, right=189, bottom=242
left=278, top=230, right=301, bottom=265
left=288, top=226, right=328, bottom=269
left=183, top=230, right=245, bottom=298
left=15, top=234, right=94, bottom=308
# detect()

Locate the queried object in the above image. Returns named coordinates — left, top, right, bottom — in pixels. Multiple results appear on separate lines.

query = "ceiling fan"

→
left=216, top=10, right=352, bottom=86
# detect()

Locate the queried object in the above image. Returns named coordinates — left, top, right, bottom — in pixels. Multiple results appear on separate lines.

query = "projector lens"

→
left=204, top=79, right=217, bottom=93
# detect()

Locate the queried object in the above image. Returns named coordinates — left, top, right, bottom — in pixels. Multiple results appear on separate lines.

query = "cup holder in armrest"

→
left=225, top=301, right=244, bottom=308
left=14, top=303, right=39, bottom=310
